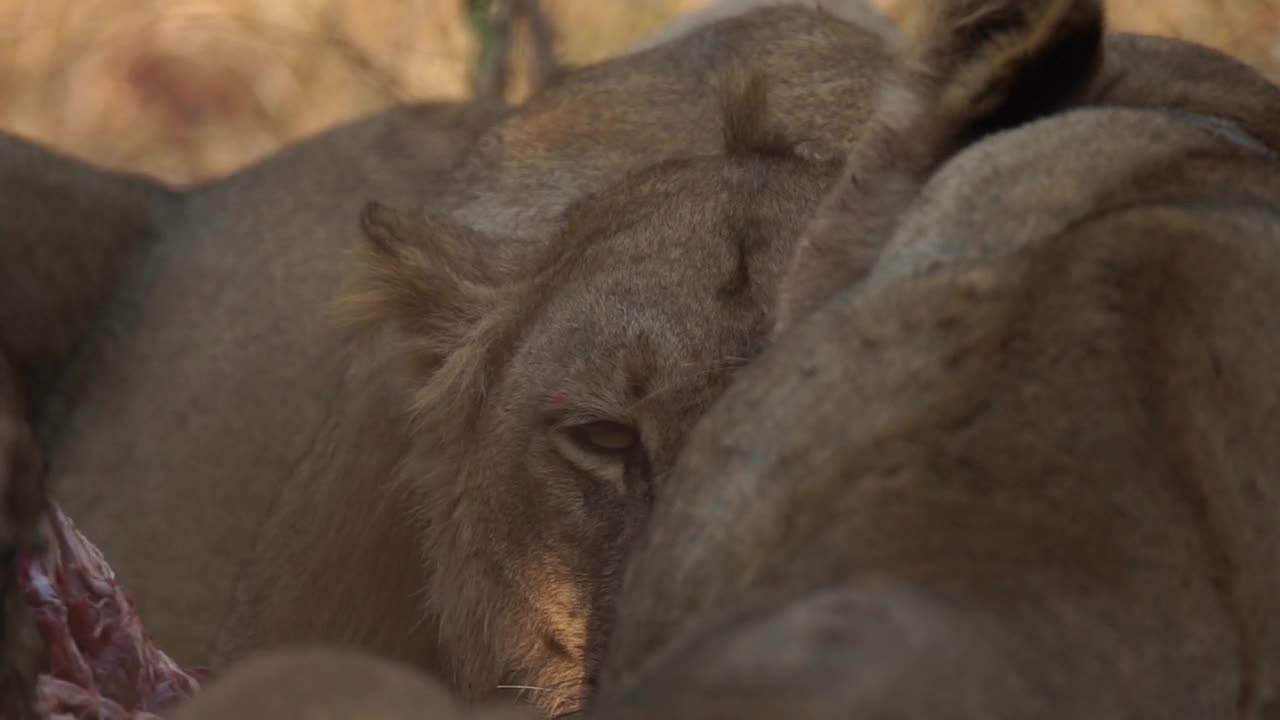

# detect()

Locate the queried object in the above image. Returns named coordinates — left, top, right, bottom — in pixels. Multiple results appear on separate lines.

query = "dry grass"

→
left=0, top=0, right=1275, bottom=186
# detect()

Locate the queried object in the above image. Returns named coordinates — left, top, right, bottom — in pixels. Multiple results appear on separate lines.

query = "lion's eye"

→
left=571, top=421, right=638, bottom=455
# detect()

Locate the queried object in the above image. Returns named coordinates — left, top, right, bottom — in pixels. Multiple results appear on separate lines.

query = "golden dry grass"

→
left=0, top=0, right=1274, bottom=186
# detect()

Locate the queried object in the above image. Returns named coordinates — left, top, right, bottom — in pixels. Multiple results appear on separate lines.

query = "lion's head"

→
left=336, top=88, right=840, bottom=714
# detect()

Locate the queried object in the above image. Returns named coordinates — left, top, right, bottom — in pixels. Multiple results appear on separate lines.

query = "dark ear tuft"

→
left=911, top=0, right=1106, bottom=148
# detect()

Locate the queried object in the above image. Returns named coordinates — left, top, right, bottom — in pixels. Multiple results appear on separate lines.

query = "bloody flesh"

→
left=18, top=505, right=205, bottom=719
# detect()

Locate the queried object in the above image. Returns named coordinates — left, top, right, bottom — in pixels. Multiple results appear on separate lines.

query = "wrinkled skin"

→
left=590, top=5, right=1280, bottom=720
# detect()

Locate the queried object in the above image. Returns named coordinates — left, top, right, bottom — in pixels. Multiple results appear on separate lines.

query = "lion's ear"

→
left=337, top=202, right=526, bottom=424
left=335, top=202, right=511, bottom=359
left=358, top=200, right=504, bottom=288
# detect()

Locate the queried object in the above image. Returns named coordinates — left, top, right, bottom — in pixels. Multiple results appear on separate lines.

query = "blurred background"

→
left=0, top=0, right=1275, bottom=186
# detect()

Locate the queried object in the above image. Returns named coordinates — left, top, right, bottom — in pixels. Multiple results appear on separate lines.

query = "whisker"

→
left=496, top=684, right=557, bottom=693
left=496, top=675, right=592, bottom=717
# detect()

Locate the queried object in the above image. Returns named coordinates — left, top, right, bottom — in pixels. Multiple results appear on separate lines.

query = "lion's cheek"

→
left=522, top=555, right=590, bottom=658
left=510, top=556, right=592, bottom=712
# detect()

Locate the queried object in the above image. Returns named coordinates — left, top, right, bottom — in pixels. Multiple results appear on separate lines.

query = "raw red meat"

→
left=17, top=504, right=206, bottom=719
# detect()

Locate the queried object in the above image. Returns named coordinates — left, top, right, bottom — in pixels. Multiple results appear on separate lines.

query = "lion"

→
left=3, top=8, right=892, bottom=714
left=30, top=7, right=889, bottom=712
left=590, top=2, right=1280, bottom=720
left=207, top=101, right=841, bottom=717
left=26, top=12, right=880, bottom=712
left=0, top=7, right=889, bottom=714
left=32, top=4, right=887, bottom=672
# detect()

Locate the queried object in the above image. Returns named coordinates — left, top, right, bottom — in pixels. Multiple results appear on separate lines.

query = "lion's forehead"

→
left=568, top=228, right=741, bottom=281
left=506, top=306, right=750, bottom=410
left=526, top=262, right=756, bottom=345
left=527, top=290, right=751, bottom=363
